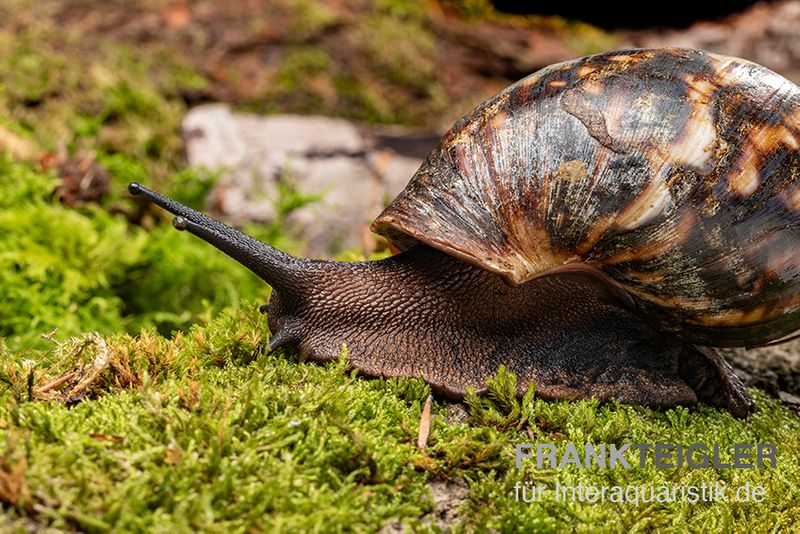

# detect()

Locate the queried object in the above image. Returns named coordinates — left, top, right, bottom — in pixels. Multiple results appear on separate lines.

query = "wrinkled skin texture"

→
left=266, top=245, right=751, bottom=417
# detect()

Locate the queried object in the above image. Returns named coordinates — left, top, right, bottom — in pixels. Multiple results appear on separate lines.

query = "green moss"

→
left=277, top=47, right=332, bottom=93
left=0, top=308, right=435, bottom=531
left=439, top=0, right=498, bottom=20
left=245, top=0, right=450, bottom=125
left=284, top=0, right=339, bottom=38
left=360, top=16, right=437, bottom=90
left=439, top=0, right=620, bottom=60
left=565, top=23, right=620, bottom=56
left=0, top=22, right=197, bottom=201
left=0, top=157, right=285, bottom=351
left=268, top=46, right=334, bottom=114
left=0, top=160, right=138, bottom=350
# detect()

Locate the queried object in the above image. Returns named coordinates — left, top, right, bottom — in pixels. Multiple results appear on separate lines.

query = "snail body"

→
left=130, top=48, right=800, bottom=417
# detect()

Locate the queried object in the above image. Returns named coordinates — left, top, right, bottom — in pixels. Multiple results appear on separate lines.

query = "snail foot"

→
left=491, top=304, right=753, bottom=418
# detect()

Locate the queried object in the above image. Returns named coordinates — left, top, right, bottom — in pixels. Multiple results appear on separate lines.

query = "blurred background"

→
left=1, top=0, right=799, bottom=367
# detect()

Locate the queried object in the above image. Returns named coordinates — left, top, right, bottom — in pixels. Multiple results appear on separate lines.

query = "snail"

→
left=129, top=48, right=800, bottom=418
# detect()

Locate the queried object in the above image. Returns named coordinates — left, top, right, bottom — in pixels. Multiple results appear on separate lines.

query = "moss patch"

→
left=0, top=158, right=275, bottom=351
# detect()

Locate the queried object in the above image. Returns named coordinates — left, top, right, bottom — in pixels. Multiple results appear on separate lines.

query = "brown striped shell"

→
left=372, top=48, right=800, bottom=348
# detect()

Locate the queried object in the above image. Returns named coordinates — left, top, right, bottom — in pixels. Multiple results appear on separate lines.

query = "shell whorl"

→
left=372, top=48, right=800, bottom=347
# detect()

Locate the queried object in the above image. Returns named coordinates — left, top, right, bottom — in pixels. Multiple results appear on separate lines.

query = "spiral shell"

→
left=372, top=48, right=800, bottom=347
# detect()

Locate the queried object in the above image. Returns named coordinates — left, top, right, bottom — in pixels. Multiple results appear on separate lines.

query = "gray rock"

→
left=722, top=338, right=800, bottom=414
left=443, top=402, right=470, bottom=426
left=427, top=477, right=470, bottom=531
left=181, top=104, right=439, bottom=255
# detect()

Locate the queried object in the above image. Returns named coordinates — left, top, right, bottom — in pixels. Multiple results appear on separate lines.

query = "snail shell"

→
left=372, top=48, right=800, bottom=347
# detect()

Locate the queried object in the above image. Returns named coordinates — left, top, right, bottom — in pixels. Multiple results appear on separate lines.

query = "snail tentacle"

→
left=129, top=182, right=308, bottom=293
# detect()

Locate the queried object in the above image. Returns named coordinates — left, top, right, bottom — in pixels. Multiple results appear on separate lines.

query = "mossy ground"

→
left=0, top=1, right=799, bottom=532
left=1, top=306, right=798, bottom=532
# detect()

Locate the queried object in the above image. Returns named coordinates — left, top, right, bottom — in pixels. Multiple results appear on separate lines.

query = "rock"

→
left=183, top=104, right=248, bottom=169
left=778, top=391, right=800, bottom=414
left=443, top=402, right=470, bottom=426
left=377, top=521, right=406, bottom=533
left=426, top=478, right=470, bottom=530
left=182, top=104, right=439, bottom=255
left=721, top=339, right=800, bottom=413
